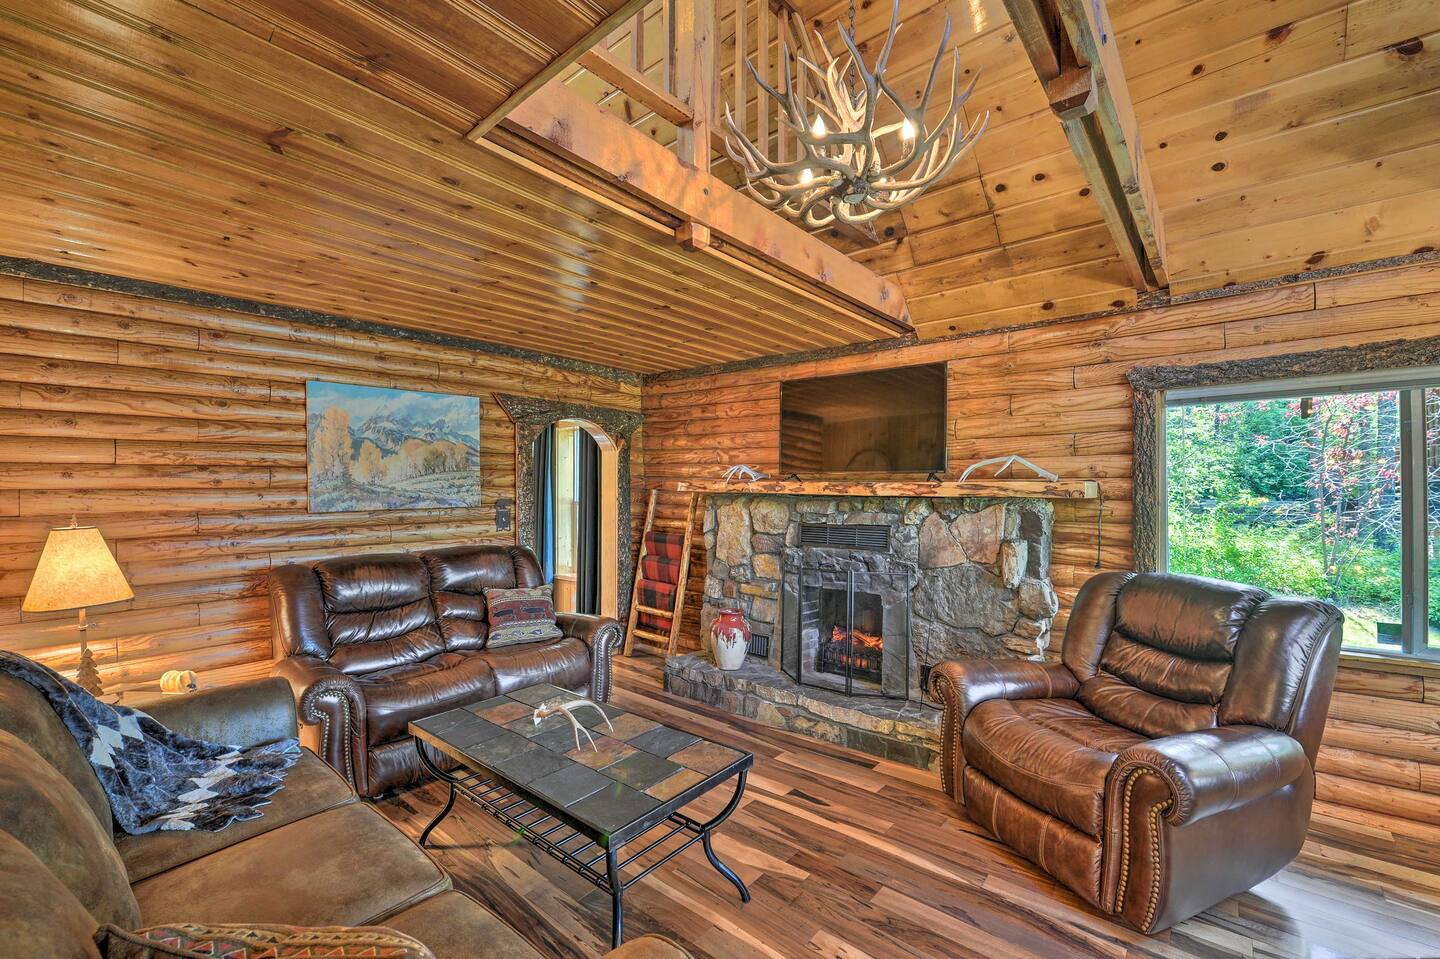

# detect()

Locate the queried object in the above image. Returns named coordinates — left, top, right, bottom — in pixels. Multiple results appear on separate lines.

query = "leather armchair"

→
left=271, top=545, right=624, bottom=798
left=930, top=571, right=1342, bottom=933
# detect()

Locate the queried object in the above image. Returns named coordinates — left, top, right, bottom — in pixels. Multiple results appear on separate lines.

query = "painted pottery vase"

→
left=710, top=608, right=751, bottom=671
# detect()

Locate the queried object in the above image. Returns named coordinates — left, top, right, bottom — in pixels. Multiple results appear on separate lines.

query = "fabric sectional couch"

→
left=0, top=671, right=687, bottom=959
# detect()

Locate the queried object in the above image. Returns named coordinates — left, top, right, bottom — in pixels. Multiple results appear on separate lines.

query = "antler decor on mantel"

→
left=722, top=0, right=989, bottom=228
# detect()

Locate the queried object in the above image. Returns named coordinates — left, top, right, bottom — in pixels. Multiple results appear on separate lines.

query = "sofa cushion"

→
left=423, top=546, right=539, bottom=651
left=0, top=672, right=112, bottom=831
left=359, top=653, right=497, bottom=744
left=0, top=829, right=103, bottom=959
left=962, top=698, right=1143, bottom=838
left=481, top=637, right=592, bottom=697
left=0, top=730, right=140, bottom=928
left=381, top=890, right=542, bottom=959
left=1078, top=573, right=1267, bottom=738
left=132, top=803, right=448, bottom=928
left=116, top=750, right=356, bottom=882
left=315, top=554, right=447, bottom=675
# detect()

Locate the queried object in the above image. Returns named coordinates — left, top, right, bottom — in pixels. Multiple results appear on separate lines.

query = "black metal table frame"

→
left=415, top=745, right=750, bottom=948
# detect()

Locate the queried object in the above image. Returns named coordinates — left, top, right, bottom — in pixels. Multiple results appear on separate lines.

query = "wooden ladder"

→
left=624, top=488, right=698, bottom=658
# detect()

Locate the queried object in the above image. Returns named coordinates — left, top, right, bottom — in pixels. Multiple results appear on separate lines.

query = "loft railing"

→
left=559, top=0, right=804, bottom=179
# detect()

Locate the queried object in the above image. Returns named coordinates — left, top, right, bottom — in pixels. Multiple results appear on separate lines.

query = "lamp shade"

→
left=21, top=525, right=134, bottom=613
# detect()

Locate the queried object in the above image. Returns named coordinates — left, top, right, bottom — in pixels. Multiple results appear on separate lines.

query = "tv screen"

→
left=779, top=363, right=947, bottom=474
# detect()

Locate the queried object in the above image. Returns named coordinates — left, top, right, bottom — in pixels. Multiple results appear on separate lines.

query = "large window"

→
left=1163, top=372, right=1440, bottom=660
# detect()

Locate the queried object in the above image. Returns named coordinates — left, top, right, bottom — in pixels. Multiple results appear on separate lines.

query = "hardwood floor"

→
left=372, top=655, right=1440, bottom=958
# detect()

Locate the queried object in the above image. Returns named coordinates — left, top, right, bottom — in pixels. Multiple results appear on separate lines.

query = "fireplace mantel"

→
left=676, top=479, right=1099, bottom=499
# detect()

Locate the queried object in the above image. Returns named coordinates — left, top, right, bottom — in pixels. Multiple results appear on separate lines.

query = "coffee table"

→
left=409, top=683, right=752, bottom=948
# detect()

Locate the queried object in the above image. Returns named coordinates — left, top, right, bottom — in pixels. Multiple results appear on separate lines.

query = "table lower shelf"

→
left=415, top=749, right=750, bottom=947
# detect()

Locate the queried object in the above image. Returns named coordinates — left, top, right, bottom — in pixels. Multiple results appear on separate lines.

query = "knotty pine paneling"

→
left=640, top=258, right=1440, bottom=827
left=0, top=275, right=639, bottom=693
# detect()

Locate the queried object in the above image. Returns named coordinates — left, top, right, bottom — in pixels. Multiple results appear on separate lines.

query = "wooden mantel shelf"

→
left=675, top=479, right=1100, bottom=500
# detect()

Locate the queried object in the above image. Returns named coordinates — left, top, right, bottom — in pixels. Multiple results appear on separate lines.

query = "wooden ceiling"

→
left=3, top=0, right=1436, bottom=370
left=0, top=0, right=906, bottom=374
left=1114, top=0, right=1440, bottom=293
left=789, top=0, right=1440, bottom=336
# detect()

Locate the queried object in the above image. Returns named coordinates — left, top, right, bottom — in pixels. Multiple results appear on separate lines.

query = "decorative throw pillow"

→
left=483, top=584, right=565, bottom=648
left=97, top=922, right=435, bottom=959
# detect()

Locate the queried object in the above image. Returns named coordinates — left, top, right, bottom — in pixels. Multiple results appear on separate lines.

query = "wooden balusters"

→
left=673, top=0, right=715, bottom=171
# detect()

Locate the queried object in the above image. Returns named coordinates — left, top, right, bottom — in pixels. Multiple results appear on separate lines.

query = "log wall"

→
left=640, top=258, right=1440, bottom=827
left=0, top=274, right=640, bottom=693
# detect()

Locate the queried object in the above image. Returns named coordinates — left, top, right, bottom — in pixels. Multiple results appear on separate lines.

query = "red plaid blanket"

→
left=637, top=577, right=677, bottom=631
left=634, top=530, right=687, bottom=633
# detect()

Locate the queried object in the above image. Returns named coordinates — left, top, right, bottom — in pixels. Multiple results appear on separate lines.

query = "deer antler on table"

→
left=534, top=697, right=614, bottom=752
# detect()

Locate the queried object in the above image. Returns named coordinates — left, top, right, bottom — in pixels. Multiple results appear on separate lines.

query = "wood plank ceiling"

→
left=1113, top=0, right=1440, bottom=293
left=0, top=0, right=906, bottom=374
left=787, top=0, right=1440, bottom=336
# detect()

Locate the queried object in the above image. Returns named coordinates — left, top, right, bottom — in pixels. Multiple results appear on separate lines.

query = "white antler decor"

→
left=721, top=464, right=768, bottom=484
left=959, top=455, right=1059, bottom=482
left=534, top=698, right=614, bottom=752
left=722, top=0, right=988, bottom=228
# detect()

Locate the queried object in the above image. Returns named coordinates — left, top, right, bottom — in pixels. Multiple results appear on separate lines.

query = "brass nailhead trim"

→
left=930, top=672, right=961, bottom=798
left=1115, top=767, right=1173, bottom=931
left=312, top=692, right=355, bottom=789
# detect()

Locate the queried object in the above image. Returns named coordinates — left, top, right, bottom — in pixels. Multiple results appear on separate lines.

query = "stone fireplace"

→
left=664, top=491, right=1059, bottom=768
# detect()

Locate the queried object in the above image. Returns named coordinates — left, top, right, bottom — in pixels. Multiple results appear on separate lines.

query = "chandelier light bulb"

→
left=721, top=0, right=988, bottom=228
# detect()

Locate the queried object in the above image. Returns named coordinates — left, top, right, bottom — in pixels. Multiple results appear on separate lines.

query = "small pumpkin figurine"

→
left=159, top=669, right=199, bottom=695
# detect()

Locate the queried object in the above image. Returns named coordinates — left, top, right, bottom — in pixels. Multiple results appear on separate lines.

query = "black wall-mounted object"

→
left=495, top=497, right=513, bottom=532
left=779, top=362, right=948, bottom=474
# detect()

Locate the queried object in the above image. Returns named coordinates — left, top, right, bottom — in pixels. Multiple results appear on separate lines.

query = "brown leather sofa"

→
left=270, top=545, right=624, bottom=798
left=0, top=672, right=687, bottom=959
left=929, top=571, right=1343, bottom=933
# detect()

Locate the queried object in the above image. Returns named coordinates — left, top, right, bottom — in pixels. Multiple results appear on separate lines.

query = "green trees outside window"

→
left=1165, top=385, right=1440, bottom=658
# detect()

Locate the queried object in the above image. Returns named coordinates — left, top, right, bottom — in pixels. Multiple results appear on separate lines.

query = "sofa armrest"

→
left=601, top=935, right=696, bottom=959
left=928, top=658, right=1079, bottom=800
left=928, top=659, right=1079, bottom=723
left=272, top=655, right=368, bottom=790
left=1111, top=725, right=1310, bottom=827
left=556, top=612, right=624, bottom=703
left=142, top=677, right=298, bottom=749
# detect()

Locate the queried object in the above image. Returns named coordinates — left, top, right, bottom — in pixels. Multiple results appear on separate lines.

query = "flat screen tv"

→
left=779, top=363, right=947, bottom=475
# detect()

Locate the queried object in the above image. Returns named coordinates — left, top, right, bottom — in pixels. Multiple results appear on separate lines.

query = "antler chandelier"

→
left=723, top=0, right=988, bottom=229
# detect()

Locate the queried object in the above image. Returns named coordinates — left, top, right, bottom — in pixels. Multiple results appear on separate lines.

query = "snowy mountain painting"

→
left=306, top=381, right=481, bottom=512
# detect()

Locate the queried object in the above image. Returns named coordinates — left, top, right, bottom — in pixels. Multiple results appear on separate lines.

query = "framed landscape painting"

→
left=306, top=381, right=482, bottom=512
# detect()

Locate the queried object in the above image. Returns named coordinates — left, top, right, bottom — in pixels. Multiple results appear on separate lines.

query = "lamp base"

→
left=74, top=642, right=105, bottom=698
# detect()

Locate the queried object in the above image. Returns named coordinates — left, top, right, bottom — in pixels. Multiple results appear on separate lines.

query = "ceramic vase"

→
left=710, top=607, right=751, bottom=670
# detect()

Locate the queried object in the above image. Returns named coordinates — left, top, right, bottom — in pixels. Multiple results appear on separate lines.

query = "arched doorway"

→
left=534, top=419, right=620, bottom=616
left=496, top=394, right=643, bottom=624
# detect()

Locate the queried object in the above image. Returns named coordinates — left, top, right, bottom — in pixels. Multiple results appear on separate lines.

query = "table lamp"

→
left=22, top=521, right=134, bottom=697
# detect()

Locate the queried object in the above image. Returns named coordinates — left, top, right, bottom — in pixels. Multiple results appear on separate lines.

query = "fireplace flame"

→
left=831, top=625, right=883, bottom=651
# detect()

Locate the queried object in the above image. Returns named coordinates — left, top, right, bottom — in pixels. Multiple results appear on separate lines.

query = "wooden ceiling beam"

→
left=1002, top=0, right=1168, bottom=291
left=576, top=44, right=694, bottom=127
left=497, top=78, right=912, bottom=334
left=465, top=0, right=653, bottom=140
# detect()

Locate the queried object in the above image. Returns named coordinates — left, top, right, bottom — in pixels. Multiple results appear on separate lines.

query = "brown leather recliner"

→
left=929, top=571, right=1343, bottom=933
left=270, top=545, right=623, bottom=798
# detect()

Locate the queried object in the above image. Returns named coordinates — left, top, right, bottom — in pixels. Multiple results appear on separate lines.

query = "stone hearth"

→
left=664, top=653, right=942, bottom=769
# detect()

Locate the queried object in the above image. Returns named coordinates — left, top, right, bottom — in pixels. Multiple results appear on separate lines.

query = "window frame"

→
left=1159, top=366, right=1440, bottom=661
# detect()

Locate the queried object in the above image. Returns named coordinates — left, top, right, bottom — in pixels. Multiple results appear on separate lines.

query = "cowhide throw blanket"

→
left=0, top=651, right=299, bottom=834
